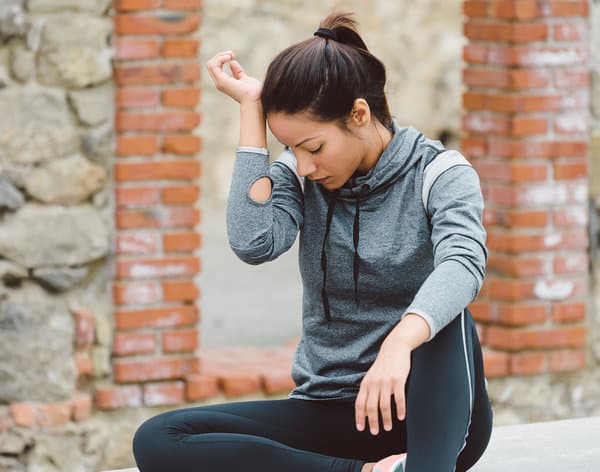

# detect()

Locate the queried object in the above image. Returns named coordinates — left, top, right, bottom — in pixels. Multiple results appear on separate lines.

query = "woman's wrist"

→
left=384, top=313, right=431, bottom=352
left=240, top=95, right=262, bottom=108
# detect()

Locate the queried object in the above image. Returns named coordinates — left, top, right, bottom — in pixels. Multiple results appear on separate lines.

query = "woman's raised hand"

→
left=206, top=51, right=262, bottom=104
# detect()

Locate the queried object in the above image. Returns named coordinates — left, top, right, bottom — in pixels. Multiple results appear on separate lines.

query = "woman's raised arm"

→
left=206, top=51, right=303, bottom=264
left=206, top=51, right=271, bottom=201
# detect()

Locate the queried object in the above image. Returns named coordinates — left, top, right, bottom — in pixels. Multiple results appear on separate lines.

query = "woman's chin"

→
left=320, top=178, right=340, bottom=189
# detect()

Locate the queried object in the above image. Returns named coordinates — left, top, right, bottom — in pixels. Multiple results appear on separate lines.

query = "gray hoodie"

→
left=227, top=122, right=487, bottom=400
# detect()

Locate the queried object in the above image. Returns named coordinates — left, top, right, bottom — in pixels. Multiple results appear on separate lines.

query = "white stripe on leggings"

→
left=454, top=309, right=473, bottom=472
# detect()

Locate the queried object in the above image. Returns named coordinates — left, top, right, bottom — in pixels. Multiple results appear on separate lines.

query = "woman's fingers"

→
left=355, top=388, right=367, bottom=431
left=229, top=60, right=246, bottom=80
left=393, top=377, right=406, bottom=421
left=379, top=384, right=393, bottom=432
left=206, top=51, right=235, bottom=87
left=206, top=49, right=267, bottom=104
left=366, top=385, right=380, bottom=435
left=205, top=51, right=261, bottom=103
left=356, top=382, right=377, bottom=433
left=357, top=377, right=408, bottom=435
left=206, top=51, right=232, bottom=72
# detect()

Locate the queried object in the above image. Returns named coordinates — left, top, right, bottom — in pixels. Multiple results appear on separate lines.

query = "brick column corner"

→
left=98, top=0, right=204, bottom=410
left=462, top=0, right=590, bottom=377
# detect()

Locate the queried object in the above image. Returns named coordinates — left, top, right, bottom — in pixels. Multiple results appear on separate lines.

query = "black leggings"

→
left=133, top=309, right=493, bottom=472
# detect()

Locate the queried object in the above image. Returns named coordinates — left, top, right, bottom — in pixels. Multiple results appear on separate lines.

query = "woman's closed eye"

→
left=309, top=145, right=323, bottom=155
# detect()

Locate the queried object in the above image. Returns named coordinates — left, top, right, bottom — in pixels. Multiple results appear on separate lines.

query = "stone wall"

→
left=0, top=1, right=113, bottom=470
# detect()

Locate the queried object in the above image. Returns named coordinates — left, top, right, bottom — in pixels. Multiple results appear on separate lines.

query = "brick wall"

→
left=98, top=0, right=204, bottom=408
left=462, top=0, right=590, bottom=377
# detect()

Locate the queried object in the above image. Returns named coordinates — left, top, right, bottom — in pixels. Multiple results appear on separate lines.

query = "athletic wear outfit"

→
left=133, top=122, right=494, bottom=471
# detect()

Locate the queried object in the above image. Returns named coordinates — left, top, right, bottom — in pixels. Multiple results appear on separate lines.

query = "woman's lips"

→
left=314, top=177, right=329, bottom=184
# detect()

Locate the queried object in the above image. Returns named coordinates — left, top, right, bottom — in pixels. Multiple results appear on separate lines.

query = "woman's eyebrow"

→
left=294, top=136, right=318, bottom=147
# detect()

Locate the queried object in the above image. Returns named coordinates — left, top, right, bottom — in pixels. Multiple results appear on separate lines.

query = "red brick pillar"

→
left=462, top=1, right=590, bottom=377
left=98, top=0, right=203, bottom=409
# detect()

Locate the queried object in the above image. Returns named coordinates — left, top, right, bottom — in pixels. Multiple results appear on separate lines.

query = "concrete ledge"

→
left=103, top=470, right=138, bottom=472
left=101, top=416, right=600, bottom=471
left=102, top=469, right=138, bottom=472
left=474, top=415, right=600, bottom=471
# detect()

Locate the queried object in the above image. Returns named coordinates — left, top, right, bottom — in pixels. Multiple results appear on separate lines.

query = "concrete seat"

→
left=474, top=415, right=600, bottom=471
left=101, top=416, right=600, bottom=471
left=103, top=469, right=138, bottom=472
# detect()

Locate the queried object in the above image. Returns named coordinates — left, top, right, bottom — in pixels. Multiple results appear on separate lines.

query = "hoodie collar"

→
left=336, top=121, right=425, bottom=200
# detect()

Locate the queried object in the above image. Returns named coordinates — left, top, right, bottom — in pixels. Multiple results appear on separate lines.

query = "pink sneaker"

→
left=373, top=452, right=407, bottom=472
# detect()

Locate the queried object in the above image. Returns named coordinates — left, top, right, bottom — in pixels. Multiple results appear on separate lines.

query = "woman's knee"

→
left=456, top=406, right=493, bottom=471
left=133, top=406, right=218, bottom=456
left=132, top=411, right=174, bottom=467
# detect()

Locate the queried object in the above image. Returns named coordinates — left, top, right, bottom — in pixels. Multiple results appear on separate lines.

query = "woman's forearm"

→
left=239, top=99, right=267, bottom=148
left=239, top=100, right=271, bottom=202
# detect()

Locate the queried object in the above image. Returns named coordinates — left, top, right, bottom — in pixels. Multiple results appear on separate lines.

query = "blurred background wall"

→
left=0, top=1, right=113, bottom=470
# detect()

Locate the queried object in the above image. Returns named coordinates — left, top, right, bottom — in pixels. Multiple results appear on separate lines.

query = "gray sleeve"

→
left=226, top=148, right=304, bottom=265
left=403, top=164, right=488, bottom=341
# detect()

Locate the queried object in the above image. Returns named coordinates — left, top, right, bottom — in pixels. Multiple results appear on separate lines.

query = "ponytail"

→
left=260, top=11, right=392, bottom=130
left=318, top=12, right=367, bottom=50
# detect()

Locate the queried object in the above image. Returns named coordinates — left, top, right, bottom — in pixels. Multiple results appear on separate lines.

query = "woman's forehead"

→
left=267, top=112, right=332, bottom=146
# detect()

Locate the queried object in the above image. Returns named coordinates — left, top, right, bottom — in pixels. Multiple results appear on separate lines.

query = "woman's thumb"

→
left=229, top=60, right=245, bottom=79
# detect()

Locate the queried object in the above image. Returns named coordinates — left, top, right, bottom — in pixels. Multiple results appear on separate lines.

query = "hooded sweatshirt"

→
left=227, top=121, right=487, bottom=400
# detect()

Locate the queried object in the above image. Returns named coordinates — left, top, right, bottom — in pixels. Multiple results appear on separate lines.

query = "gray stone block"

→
left=0, top=203, right=109, bottom=268
left=0, top=282, right=76, bottom=402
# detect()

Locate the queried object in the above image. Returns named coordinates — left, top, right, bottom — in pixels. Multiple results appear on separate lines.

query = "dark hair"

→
left=260, top=11, right=392, bottom=130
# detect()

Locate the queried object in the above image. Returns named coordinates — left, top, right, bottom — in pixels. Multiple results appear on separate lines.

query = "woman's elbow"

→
left=228, top=238, right=273, bottom=265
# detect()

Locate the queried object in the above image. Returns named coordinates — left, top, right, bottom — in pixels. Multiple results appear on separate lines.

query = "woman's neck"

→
left=357, top=120, right=394, bottom=175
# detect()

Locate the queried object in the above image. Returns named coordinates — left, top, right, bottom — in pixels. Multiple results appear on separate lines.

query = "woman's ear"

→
left=349, top=98, right=371, bottom=127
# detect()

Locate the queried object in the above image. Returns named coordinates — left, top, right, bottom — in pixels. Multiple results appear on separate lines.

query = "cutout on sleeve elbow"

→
left=247, top=176, right=273, bottom=204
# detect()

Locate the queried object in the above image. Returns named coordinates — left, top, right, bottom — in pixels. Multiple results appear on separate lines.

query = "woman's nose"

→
left=296, top=154, right=317, bottom=177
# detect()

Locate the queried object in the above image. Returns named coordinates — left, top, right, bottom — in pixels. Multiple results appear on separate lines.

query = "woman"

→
left=133, top=11, right=493, bottom=472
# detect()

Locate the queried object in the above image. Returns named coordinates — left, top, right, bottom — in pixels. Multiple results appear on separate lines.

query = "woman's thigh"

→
left=457, top=310, right=494, bottom=471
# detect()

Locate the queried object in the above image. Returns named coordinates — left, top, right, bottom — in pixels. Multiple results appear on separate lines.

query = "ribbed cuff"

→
left=237, top=146, right=269, bottom=155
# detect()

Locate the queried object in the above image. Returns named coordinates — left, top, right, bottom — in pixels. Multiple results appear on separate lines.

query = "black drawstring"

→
left=353, top=200, right=360, bottom=307
left=321, top=188, right=366, bottom=324
left=321, top=193, right=337, bottom=325
left=351, top=184, right=369, bottom=310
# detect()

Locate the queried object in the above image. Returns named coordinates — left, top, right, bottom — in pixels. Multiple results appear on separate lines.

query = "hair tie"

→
left=314, top=27, right=337, bottom=41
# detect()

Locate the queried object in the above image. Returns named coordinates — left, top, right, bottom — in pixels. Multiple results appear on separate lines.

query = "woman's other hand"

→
left=354, top=342, right=411, bottom=435
left=206, top=51, right=262, bottom=104
left=354, top=313, right=429, bottom=435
